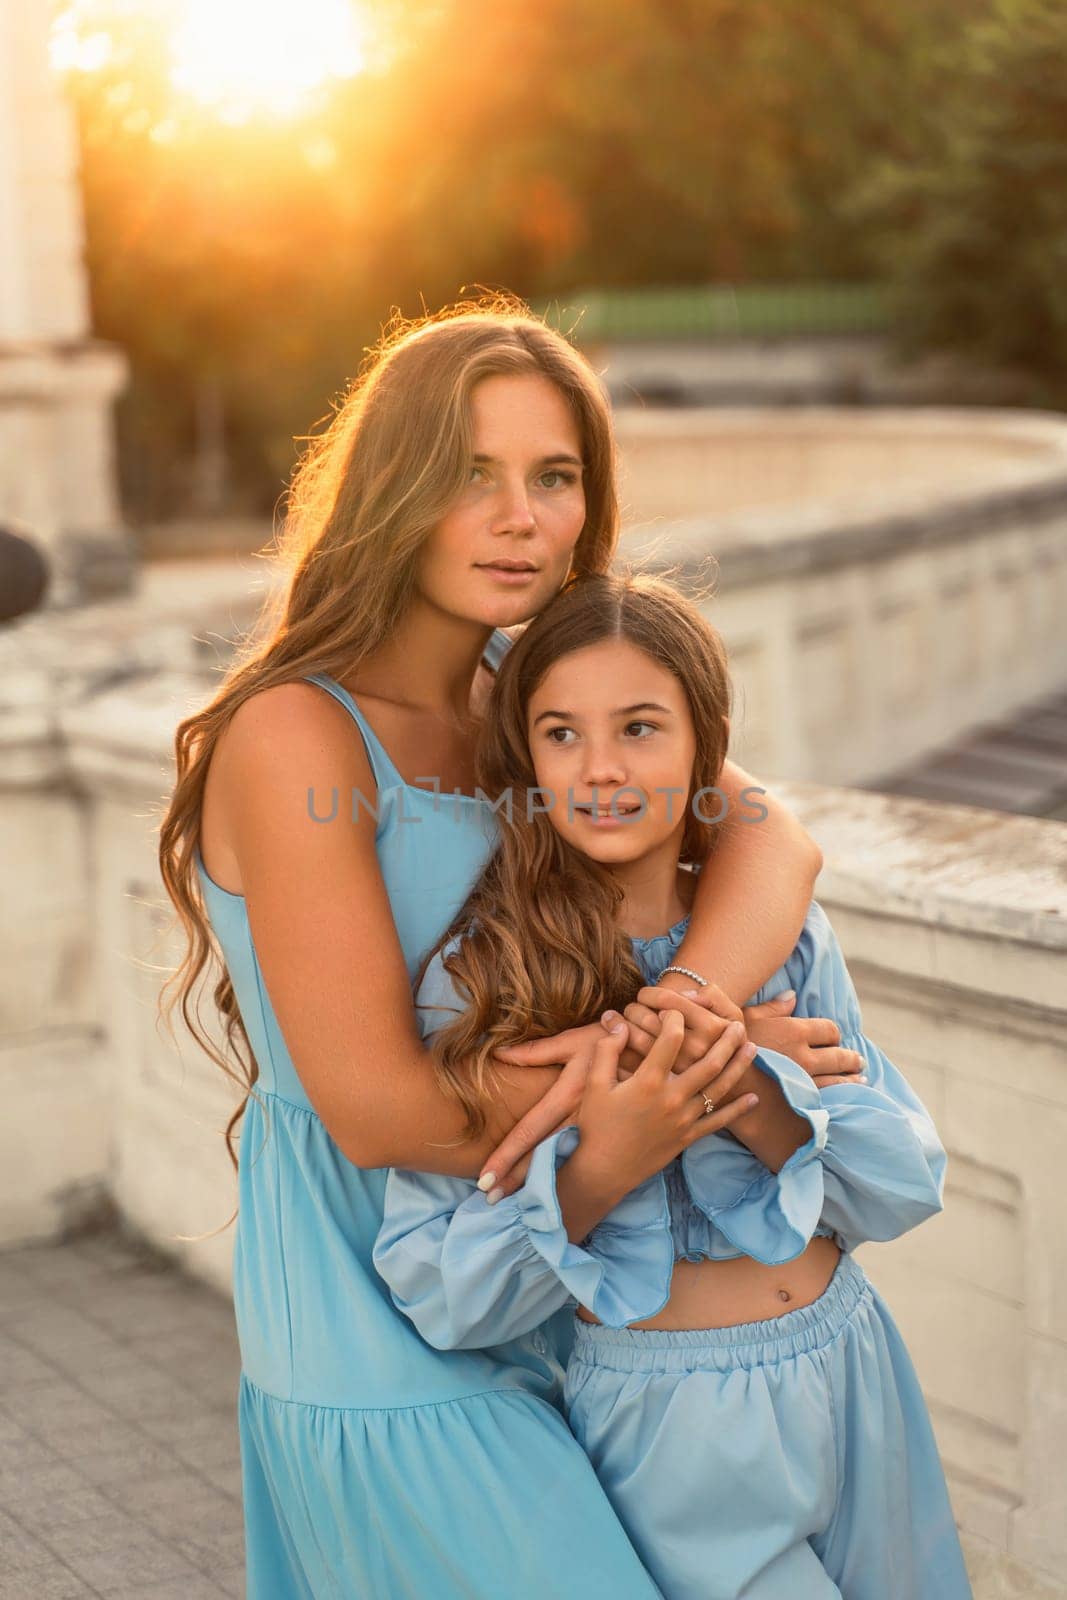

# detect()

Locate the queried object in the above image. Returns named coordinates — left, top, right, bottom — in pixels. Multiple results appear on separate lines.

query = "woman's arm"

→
left=213, top=683, right=563, bottom=1175
left=668, top=759, right=822, bottom=1005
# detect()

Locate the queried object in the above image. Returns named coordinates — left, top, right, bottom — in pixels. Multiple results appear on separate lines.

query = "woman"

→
left=159, top=293, right=861, bottom=1597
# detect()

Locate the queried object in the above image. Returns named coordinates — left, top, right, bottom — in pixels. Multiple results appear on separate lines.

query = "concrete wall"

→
left=615, top=409, right=1067, bottom=789
left=0, top=561, right=267, bottom=1270
left=775, top=781, right=1067, bottom=1593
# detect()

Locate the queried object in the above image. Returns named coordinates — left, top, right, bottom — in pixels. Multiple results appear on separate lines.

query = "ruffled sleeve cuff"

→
left=814, top=1072, right=946, bottom=1245
left=682, top=1045, right=830, bottom=1265
left=509, top=1126, right=676, bottom=1328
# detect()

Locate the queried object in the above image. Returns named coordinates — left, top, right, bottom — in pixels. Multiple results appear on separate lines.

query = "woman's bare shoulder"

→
left=215, top=679, right=372, bottom=787
left=203, top=679, right=376, bottom=892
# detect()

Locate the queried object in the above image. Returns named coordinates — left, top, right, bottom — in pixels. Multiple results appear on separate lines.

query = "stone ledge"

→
left=624, top=474, right=1067, bottom=589
left=773, top=780, right=1067, bottom=954
left=616, top=405, right=1067, bottom=588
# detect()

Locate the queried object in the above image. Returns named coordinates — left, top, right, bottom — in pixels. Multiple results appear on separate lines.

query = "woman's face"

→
left=526, top=638, right=699, bottom=867
left=416, top=372, right=587, bottom=629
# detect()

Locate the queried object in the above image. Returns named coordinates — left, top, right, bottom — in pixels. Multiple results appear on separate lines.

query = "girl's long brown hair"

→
left=419, top=572, right=733, bottom=1142
left=157, top=291, right=621, bottom=1184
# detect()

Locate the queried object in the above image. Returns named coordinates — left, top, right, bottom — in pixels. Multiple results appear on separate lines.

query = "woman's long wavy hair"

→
left=157, top=291, right=622, bottom=1187
left=419, top=572, right=733, bottom=1143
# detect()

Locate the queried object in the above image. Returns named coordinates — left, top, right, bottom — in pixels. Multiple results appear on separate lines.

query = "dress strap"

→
left=303, top=632, right=512, bottom=789
left=302, top=674, right=406, bottom=793
left=484, top=626, right=514, bottom=674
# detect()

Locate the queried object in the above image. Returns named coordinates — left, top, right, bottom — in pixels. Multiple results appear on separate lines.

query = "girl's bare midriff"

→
left=576, top=1235, right=841, bottom=1331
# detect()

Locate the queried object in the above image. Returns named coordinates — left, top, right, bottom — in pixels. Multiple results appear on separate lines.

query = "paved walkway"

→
left=0, top=1230, right=244, bottom=1598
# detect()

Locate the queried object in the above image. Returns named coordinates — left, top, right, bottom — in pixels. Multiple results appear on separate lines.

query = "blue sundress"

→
left=196, top=627, right=661, bottom=1598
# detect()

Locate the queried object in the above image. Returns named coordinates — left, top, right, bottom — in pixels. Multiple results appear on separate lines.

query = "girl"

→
left=159, top=298, right=857, bottom=1597
left=374, top=573, right=973, bottom=1599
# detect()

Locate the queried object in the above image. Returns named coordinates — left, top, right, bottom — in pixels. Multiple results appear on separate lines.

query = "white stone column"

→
left=0, top=0, right=131, bottom=604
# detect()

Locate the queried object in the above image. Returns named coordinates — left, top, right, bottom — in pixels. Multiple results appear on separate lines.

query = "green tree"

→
left=862, top=0, right=1067, bottom=400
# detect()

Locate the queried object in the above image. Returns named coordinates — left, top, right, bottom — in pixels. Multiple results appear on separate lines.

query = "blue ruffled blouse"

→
left=372, top=900, right=947, bottom=1345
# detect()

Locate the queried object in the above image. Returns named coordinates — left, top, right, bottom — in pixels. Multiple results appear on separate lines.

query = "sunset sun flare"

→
left=170, top=0, right=367, bottom=122
left=52, top=0, right=370, bottom=124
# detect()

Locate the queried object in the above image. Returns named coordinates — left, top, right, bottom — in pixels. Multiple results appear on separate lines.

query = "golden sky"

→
left=51, top=0, right=374, bottom=125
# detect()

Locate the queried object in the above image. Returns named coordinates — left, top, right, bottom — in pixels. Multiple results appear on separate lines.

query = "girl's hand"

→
left=608, top=982, right=743, bottom=1077
left=477, top=1022, right=612, bottom=1199
left=571, top=1013, right=760, bottom=1202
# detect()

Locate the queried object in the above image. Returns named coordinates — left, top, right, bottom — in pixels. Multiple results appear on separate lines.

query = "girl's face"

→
left=527, top=639, right=700, bottom=867
left=416, top=372, right=587, bottom=630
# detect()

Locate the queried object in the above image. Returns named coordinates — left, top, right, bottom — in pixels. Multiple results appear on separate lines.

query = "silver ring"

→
left=701, top=1093, right=715, bottom=1116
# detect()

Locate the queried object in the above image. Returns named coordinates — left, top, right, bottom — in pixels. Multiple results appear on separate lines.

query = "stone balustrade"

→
left=615, top=408, right=1067, bottom=789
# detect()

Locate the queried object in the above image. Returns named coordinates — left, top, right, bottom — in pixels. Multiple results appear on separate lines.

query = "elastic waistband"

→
left=570, top=1251, right=870, bottom=1374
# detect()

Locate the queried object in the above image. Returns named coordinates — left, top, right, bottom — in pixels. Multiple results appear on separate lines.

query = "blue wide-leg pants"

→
left=564, top=1252, right=972, bottom=1600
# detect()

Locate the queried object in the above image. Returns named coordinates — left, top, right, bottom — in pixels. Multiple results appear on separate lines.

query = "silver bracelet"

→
left=657, top=964, right=708, bottom=988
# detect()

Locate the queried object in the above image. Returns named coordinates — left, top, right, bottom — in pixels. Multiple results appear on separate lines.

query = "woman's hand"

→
left=615, top=982, right=864, bottom=1091
left=742, top=991, right=865, bottom=1089
left=477, top=1022, right=612, bottom=1199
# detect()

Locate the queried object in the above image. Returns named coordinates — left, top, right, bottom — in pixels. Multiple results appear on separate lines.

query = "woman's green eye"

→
left=468, top=466, right=577, bottom=488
